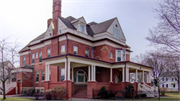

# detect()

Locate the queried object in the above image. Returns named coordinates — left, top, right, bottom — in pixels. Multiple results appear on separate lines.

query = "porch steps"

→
left=73, top=87, right=87, bottom=98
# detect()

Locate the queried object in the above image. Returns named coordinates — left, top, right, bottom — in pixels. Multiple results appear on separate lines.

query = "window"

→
left=42, top=71, right=44, bottom=81
left=73, top=46, right=78, bottom=55
left=166, top=84, right=168, bottom=88
left=110, top=52, right=113, bottom=58
left=36, top=72, right=39, bottom=82
left=80, top=25, right=84, bottom=32
left=59, top=29, right=61, bottom=34
left=39, top=52, right=42, bottom=62
left=61, top=45, right=65, bottom=54
left=166, top=78, right=168, bottom=81
left=117, top=50, right=121, bottom=62
left=173, top=84, right=176, bottom=88
left=32, top=53, right=35, bottom=64
left=113, top=26, right=120, bottom=39
left=36, top=52, right=38, bottom=58
left=85, top=49, right=89, bottom=57
left=47, top=49, right=50, bottom=57
left=162, top=84, right=164, bottom=87
left=61, top=68, right=65, bottom=81
left=172, top=78, right=173, bottom=81
left=123, top=50, right=126, bottom=61
left=74, top=70, right=87, bottom=83
left=163, top=78, right=165, bottom=81
left=23, top=56, right=25, bottom=65
left=50, top=33, right=52, bottom=37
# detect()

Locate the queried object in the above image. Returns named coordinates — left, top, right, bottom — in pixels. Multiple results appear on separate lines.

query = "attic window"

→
left=80, top=25, right=84, bottom=32
left=115, top=24, right=118, bottom=28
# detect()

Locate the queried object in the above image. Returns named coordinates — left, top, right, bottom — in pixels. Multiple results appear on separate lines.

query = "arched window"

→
left=110, top=52, right=113, bottom=58
left=74, top=70, right=87, bottom=83
left=115, top=75, right=118, bottom=83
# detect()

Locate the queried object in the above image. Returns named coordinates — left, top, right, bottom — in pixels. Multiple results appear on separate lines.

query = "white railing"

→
left=5, top=82, right=16, bottom=94
left=138, top=83, right=159, bottom=97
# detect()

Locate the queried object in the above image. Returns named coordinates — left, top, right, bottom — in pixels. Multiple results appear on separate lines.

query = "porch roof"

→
left=42, top=54, right=153, bottom=70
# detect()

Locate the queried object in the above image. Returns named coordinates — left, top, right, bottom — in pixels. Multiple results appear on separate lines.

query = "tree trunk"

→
left=3, top=82, right=6, bottom=100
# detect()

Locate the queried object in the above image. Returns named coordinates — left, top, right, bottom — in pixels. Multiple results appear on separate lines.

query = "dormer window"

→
left=80, top=25, right=84, bottom=32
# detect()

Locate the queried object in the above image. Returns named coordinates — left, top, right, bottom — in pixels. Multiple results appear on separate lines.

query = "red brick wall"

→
left=94, top=45, right=115, bottom=62
left=126, top=54, right=130, bottom=61
left=16, top=71, right=33, bottom=87
left=96, top=67, right=110, bottom=82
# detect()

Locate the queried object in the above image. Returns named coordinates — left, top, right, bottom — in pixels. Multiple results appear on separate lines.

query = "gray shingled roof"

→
left=90, top=17, right=116, bottom=34
left=19, top=16, right=117, bottom=52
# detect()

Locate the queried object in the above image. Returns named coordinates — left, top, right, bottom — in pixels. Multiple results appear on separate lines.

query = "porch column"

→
left=142, top=70, right=144, bottom=83
left=135, top=69, right=138, bottom=82
left=91, top=65, right=94, bottom=81
left=72, top=67, right=74, bottom=82
left=122, top=67, right=124, bottom=82
left=45, top=64, right=50, bottom=81
left=126, top=67, right=129, bottom=82
left=68, top=61, right=70, bottom=80
left=88, top=66, right=91, bottom=81
left=94, top=66, right=96, bottom=81
left=110, top=68, right=113, bottom=82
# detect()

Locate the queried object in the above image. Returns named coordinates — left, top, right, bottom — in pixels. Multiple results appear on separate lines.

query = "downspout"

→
left=65, top=34, right=68, bottom=99
left=124, top=63, right=126, bottom=89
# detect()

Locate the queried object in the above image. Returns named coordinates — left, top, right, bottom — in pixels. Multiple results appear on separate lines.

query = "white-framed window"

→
left=47, top=49, right=50, bottom=57
left=116, top=50, right=121, bottom=62
left=166, top=84, right=168, bottom=88
left=50, top=33, right=52, bottom=37
left=39, top=51, right=42, bottom=62
left=42, top=71, right=44, bottom=81
left=85, top=49, right=89, bottom=57
left=123, top=50, right=126, bottom=61
left=162, top=84, right=164, bottom=87
left=74, top=70, right=87, bottom=83
left=113, top=25, right=120, bottom=39
left=59, top=29, right=61, bottom=34
left=110, top=52, right=113, bottom=58
left=36, top=72, right=39, bottom=82
left=32, top=53, right=35, bottom=64
left=36, top=52, right=38, bottom=58
left=80, top=25, right=84, bottom=32
left=73, top=46, right=78, bottom=55
left=61, top=68, right=65, bottom=81
left=61, top=45, right=65, bottom=54
left=23, top=56, right=25, bottom=65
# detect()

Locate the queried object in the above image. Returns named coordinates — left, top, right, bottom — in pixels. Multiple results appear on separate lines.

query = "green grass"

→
left=135, top=98, right=179, bottom=100
left=165, top=92, right=180, bottom=98
left=0, top=98, right=34, bottom=100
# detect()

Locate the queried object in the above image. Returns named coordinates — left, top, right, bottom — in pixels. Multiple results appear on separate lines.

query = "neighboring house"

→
left=16, top=0, right=156, bottom=99
left=159, top=72, right=178, bottom=91
left=0, top=61, right=16, bottom=95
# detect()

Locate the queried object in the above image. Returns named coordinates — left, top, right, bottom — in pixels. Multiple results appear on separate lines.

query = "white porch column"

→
left=135, top=69, right=138, bottom=82
left=88, top=66, right=91, bottom=81
left=68, top=61, right=70, bottom=80
left=64, top=62, right=67, bottom=80
left=122, top=67, right=124, bottom=82
left=91, top=65, right=94, bottom=81
left=45, top=65, right=48, bottom=81
left=110, top=68, right=113, bottom=82
left=46, top=64, right=50, bottom=81
left=72, top=67, right=74, bottom=82
left=126, top=67, right=129, bottom=82
left=142, top=70, right=144, bottom=83
left=94, top=66, right=96, bottom=81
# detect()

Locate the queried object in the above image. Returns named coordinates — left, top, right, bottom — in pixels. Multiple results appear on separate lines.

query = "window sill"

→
left=109, top=57, right=114, bottom=60
left=35, top=82, right=39, bottom=83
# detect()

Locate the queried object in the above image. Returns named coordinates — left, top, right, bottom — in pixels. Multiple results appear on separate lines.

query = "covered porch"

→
left=43, top=54, right=152, bottom=99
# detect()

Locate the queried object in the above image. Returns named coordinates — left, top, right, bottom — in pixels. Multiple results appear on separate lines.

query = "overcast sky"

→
left=0, top=0, right=159, bottom=64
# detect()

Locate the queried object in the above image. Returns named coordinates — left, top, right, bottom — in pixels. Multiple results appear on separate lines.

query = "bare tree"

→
left=0, top=39, right=19, bottom=100
left=146, top=0, right=180, bottom=53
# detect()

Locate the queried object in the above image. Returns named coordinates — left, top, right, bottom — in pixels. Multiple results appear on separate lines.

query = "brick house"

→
left=16, top=0, right=155, bottom=99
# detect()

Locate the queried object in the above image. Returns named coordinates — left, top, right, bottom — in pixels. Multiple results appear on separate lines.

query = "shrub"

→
left=44, top=86, right=67, bottom=100
left=108, top=90, right=117, bottom=97
left=98, top=86, right=108, bottom=98
left=160, top=87, right=167, bottom=96
left=140, top=94, right=147, bottom=97
left=125, top=83, right=134, bottom=98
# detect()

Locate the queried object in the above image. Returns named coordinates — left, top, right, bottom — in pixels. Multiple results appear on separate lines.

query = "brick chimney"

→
left=52, top=0, right=61, bottom=36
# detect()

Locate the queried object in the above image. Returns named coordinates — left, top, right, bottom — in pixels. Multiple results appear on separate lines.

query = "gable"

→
left=107, top=18, right=126, bottom=41
left=44, top=22, right=53, bottom=39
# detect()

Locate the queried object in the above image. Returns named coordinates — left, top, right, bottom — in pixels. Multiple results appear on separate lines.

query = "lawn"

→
left=0, top=98, right=34, bottom=100
left=165, top=92, right=180, bottom=99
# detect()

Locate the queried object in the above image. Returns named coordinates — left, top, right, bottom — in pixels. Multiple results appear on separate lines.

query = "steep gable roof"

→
left=90, top=17, right=116, bottom=34
left=59, top=16, right=76, bottom=30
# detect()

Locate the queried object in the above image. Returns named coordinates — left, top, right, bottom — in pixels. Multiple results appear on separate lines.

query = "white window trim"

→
left=73, top=46, right=78, bottom=55
left=74, top=69, right=87, bottom=83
